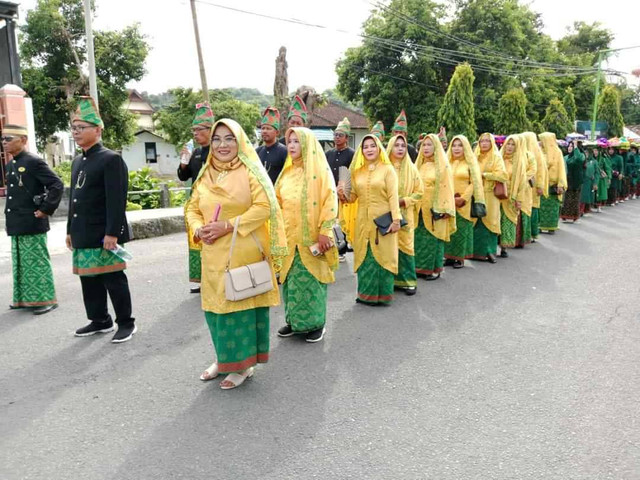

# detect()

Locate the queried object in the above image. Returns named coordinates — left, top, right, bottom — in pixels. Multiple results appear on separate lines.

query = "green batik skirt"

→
left=11, top=234, right=57, bottom=308
left=517, top=213, right=532, bottom=247
left=204, top=307, right=269, bottom=374
left=357, top=245, right=394, bottom=305
left=189, top=248, right=201, bottom=283
left=500, top=208, right=517, bottom=248
left=395, top=251, right=417, bottom=288
left=72, top=248, right=126, bottom=276
left=414, top=217, right=444, bottom=275
left=539, top=195, right=562, bottom=230
left=283, top=250, right=327, bottom=332
left=531, top=208, right=540, bottom=238
left=444, top=213, right=473, bottom=261
left=473, top=220, right=498, bottom=260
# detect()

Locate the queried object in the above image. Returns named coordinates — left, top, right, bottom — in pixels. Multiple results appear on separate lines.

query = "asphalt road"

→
left=1, top=202, right=640, bottom=480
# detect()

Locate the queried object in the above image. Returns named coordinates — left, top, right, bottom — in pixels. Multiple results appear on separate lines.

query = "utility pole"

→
left=83, top=0, right=98, bottom=107
left=190, top=0, right=210, bottom=103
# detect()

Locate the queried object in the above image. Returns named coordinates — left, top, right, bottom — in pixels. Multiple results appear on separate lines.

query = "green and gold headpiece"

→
left=192, top=102, right=214, bottom=128
left=261, top=106, right=280, bottom=130
left=392, top=109, right=408, bottom=133
left=288, top=95, right=308, bottom=123
left=371, top=121, right=385, bottom=141
left=72, top=96, right=104, bottom=128
left=336, top=117, right=351, bottom=136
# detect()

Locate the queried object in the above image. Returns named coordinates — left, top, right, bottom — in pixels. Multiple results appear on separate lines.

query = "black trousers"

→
left=80, top=271, right=134, bottom=326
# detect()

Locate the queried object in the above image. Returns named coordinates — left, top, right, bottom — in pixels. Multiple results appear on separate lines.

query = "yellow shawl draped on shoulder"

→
left=500, top=134, right=527, bottom=223
left=523, top=132, right=548, bottom=203
left=474, top=133, right=508, bottom=234
left=539, top=132, right=568, bottom=190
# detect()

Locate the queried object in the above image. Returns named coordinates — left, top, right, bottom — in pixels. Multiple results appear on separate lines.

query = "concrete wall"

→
left=121, top=131, right=179, bottom=176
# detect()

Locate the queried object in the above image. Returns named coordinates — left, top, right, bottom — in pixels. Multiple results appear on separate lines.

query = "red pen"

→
left=212, top=204, right=221, bottom=222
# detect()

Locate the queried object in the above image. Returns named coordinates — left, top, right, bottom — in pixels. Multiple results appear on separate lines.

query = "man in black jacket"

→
left=67, top=97, right=136, bottom=343
left=178, top=102, right=214, bottom=294
left=256, top=106, right=288, bottom=184
left=2, top=124, right=63, bottom=314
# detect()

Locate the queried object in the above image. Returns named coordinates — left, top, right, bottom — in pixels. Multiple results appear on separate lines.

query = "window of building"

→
left=145, top=142, right=157, bottom=163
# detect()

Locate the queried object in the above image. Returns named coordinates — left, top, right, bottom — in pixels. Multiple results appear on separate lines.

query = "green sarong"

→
left=11, top=234, right=57, bottom=308
left=283, top=250, right=327, bottom=332
left=517, top=213, right=532, bottom=246
left=72, top=248, right=126, bottom=276
left=357, top=245, right=394, bottom=305
left=414, top=217, right=444, bottom=275
left=204, top=307, right=269, bottom=374
left=531, top=208, right=540, bottom=238
left=500, top=209, right=517, bottom=248
left=444, top=213, right=473, bottom=261
left=473, top=220, right=498, bottom=260
left=395, top=251, right=417, bottom=288
left=189, top=248, right=201, bottom=283
left=539, top=195, right=562, bottom=231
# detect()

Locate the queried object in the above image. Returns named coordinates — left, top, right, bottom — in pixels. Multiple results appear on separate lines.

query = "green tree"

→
left=542, top=99, right=572, bottom=138
left=154, top=88, right=261, bottom=151
left=496, top=88, right=530, bottom=134
left=562, top=87, right=577, bottom=125
left=597, top=85, right=624, bottom=137
left=437, top=63, right=476, bottom=140
left=19, top=0, right=149, bottom=150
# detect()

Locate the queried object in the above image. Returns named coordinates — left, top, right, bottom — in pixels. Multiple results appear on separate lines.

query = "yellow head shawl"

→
left=500, top=134, right=526, bottom=203
left=474, top=133, right=501, bottom=162
left=386, top=134, right=417, bottom=199
left=189, top=118, right=288, bottom=267
left=539, top=132, right=568, bottom=189
left=447, top=134, right=485, bottom=205
left=522, top=131, right=548, bottom=197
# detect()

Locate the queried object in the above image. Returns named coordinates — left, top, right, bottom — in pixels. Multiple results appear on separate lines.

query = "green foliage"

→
left=53, top=160, right=72, bottom=186
left=542, top=99, right=573, bottom=138
left=127, top=166, right=161, bottom=209
left=563, top=87, right=577, bottom=125
left=166, top=180, right=189, bottom=207
left=126, top=201, right=143, bottom=211
left=598, top=85, right=624, bottom=137
left=154, top=88, right=261, bottom=151
left=437, top=63, right=476, bottom=140
left=496, top=89, right=530, bottom=134
left=19, top=0, right=149, bottom=150
left=620, top=85, right=640, bottom=125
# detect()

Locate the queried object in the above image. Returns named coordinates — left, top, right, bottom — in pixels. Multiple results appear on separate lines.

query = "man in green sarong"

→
left=2, top=124, right=64, bottom=314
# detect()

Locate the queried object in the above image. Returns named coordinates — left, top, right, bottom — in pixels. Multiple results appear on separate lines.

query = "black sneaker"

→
left=112, top=324, right=137, bottom=343
left=277, top=325, right=295, bottom=337
left=75, top=321, right=114, bottom=337
left=404, top=286, right=417, bottom=296
left=305, top=327, right=325, bottom=343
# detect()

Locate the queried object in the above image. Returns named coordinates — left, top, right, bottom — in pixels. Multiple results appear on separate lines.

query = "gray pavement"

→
left=1, top=202, right=640, bottom=480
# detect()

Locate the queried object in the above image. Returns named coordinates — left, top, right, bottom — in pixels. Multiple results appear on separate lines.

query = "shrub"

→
left=128, top=166, right=161, bottom=209
left=53, top=161, right=72, bottom=186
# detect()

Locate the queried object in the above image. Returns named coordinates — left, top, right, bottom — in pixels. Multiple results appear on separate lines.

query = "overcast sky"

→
left=16, top=0, right=640, bottom=95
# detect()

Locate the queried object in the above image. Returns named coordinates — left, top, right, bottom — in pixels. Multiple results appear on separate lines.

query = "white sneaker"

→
left=339, top=254, right=346, bottom=263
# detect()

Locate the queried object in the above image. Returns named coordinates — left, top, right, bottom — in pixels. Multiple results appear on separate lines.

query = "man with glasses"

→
left=178, top=102, right=214, bottom=294
left=67, top=97, right=136, bottom=343
left=256, top=106, right=287, bottom=184
left=2, top=124, right=63, bottom=315
left=325, top=117, right=354, bottom=263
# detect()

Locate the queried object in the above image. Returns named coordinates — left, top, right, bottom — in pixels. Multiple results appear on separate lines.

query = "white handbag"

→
left=224, top=217, right=274, bottom=301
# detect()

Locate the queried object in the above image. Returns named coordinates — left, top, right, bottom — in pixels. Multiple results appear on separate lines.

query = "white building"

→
left=121, top=129, right=179, bottom=176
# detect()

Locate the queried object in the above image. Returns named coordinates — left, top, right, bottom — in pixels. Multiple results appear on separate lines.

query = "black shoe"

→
left=487, top=254, right=497, bottom=264
left=75, top=321, right=115, bottom=337
left=111, top=324, right=137, bottom=343
left=453, top=260, right=464, bottom=269
left=305, top=327, right=325, bottom=343
left=190, top=286, right=201, bottom=294
left=444, top=258, right=455, bottom=267
left=424, top=273, right=441, bottom=281
left=404, top=286, right=417, bottom=296
left=277, top=325, right=295, bottom=337
left=547, top=230, right=555, bottom=235
left=499, top=249, right=509, bottom=258
left=33, top=304, right=58, bottom=315
left=8, top=304, right=22, bottom=310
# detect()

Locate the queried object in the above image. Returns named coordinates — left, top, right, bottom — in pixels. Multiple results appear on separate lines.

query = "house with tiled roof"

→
left=309, top=100, right=370, bottom=150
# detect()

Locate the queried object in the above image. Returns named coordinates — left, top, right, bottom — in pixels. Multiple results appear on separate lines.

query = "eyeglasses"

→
left=71, top=125, right=95, bottom=133
left=211, top=136, right=237, bottom=147
left=334, top=133, right=346, bottom=138
left=1, top=136, right=16, bottom=142
left=192, top=127, right=210, bottom=134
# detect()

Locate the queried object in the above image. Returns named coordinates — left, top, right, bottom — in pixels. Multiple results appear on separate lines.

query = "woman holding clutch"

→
left=538, top=132, right=568, bottom=233
left=473, top=133, right=508, bottom=263
left=414, top=134, right=456, bottom=280
left=444, top=135, right=485, bottom=268
left=338, top=135, right=401, bottom=305
left=185, top=119, right=287, bottom=390
left=275, top=127, right=338, bottom=343
left=522, top=132, right=548, bottom=241
left=386, top=135, right=423, bottom=295
left=498, top=135, right=526, bottom=256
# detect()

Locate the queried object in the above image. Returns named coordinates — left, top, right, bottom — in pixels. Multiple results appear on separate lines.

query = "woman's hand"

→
left=337, top=184, right=348, bottom=203
left=454, top=197, right=466, bottom=208
left=557, top=187, right=565, bottom=195
left=199, top=221, right=231, bottom=245
left=386, top=221, right=401, bottom=234
left=514, top=200, right=521, bottom=209
left=66, top=234, right=73, bottom=251
left=317, top=234, right=332, bottom=253
left=537, top=188, right=544, bottom=195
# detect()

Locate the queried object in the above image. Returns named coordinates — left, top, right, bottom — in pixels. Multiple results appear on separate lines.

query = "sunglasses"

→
left=1, top=136, right=17, bottom=142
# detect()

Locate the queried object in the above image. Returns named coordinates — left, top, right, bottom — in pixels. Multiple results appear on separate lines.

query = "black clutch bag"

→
left=373, top=212, right=407, bottom=244
left=470, top=196, right=487, bottom=218
left=548, top=184, right=559, bottom=195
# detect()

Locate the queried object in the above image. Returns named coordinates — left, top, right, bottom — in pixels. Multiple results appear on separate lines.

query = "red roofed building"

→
left=309, top=100, right=369, bottom=150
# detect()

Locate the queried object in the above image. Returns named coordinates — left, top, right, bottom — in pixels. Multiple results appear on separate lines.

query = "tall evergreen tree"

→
left=563, top=87, right=577, bottom=126
left=496, top=88, right=530, bottom=134
left=597, top=85, right=624, bottom=137
left=437, top=63, right=476, bottom=140
left=542, top=99, right=573, bottom=138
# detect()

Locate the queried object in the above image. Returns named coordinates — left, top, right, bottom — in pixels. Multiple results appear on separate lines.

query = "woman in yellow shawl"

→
left=516, top=135, right=537, bottom=247
left=414, top=134, right=456, bottom=280
left=473, top=133, right=508, bottom=263
left=185, top=119, right=287, bottom=390
left=498, top=134, right=527, bottom=256
left=522, top=132, right=548, bottom=241
left=386, top=135, right=423, bottom=295
left=275, top=127, right=338, bottom=343
left=444, top=135, right=486, bottom=268
left=338, top=134, right=401, bottom=305
left=538, top=132, right=568, bottom=234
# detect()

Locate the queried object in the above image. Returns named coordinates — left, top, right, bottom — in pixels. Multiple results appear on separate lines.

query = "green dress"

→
left=597, top=153, right=611, bottom=203
left=580, top=157, right=597, bottom=206
left=609, top=153, right=624, bottom=200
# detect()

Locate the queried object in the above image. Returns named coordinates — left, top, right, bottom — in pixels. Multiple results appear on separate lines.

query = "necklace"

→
left=368, top=162, right=377, bottom=171
left=75, top=170, right=86, bottom=189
